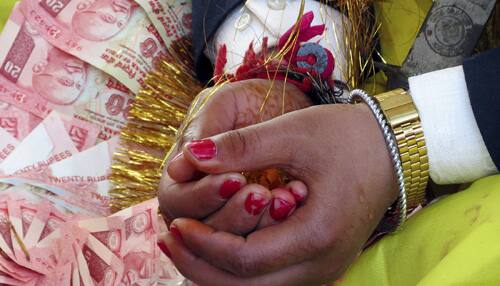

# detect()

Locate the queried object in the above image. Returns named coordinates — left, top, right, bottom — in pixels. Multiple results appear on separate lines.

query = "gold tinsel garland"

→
left=109, top=0, right=377, bottom=212
left=109, top=38, right=203, bottom=212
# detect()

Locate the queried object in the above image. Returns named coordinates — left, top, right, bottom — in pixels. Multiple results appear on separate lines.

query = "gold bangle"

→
left=374, top=89, right=429, bottom=210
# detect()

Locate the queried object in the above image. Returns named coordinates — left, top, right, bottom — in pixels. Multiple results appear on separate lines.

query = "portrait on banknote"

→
left=72, top=0, right=137, bottom=41
left=31, top=44, right=88, bottom=105
left=0, top=14, right=91, bottom=113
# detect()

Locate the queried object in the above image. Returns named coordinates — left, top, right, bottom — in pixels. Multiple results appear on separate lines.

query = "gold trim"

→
left=374, top=89, right=429, bottom=209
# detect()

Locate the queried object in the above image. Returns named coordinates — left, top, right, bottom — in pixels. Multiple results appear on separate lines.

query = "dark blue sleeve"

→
left=192, top=0, right=244, bottom=83
left=463, top=46, right=500, bottom=169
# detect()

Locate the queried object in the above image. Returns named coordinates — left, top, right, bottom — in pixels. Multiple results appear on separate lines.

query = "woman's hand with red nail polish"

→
left=158, top=79, right=311, bottom=235
left=164, top=79, right=310, bottom=183
left=160, top=103, right=399, bottom=286
left=158, top=172, right=248, bottom=222
left=159, top=168, right=306, bottom=236
left=187, top=139, right=217, bottom=161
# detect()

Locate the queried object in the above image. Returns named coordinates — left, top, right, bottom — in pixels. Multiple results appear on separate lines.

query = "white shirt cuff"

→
left=409, top=65, right=498, bottom=184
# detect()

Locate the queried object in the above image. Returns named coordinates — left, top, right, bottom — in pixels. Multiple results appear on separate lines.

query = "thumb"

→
left=181, top=115, right=301, bottom=175
left=168, top=80, right=310, bottom=182
left=166, top=87, right=237, bottom=182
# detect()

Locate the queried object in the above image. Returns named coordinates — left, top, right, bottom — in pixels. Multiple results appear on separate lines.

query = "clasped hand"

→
left=158, top=79, right=398, bottom=286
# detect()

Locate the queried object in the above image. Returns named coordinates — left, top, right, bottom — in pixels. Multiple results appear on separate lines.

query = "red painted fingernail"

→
left=245, top=193, right=269, bottom=215
left=270, top=198, right=295, bottom=221
left=290, top=188, right=305, bottom=202
left=170, top=224, right=183, bottom=241
left=187, top=139, right=216, bottom=160
left=219, top=179, right=242, bottom=199
left=157, top=240, right=171, bottom=258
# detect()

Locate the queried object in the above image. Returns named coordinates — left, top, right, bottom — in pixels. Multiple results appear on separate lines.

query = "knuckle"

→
left=182, top=123, right=198, bottom=143
left=190, top=178, right=226, bottom=215
left=223, top=129, right=252, bottom=159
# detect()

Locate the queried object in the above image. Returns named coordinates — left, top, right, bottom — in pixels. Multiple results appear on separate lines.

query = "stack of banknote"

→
left=0, top=0, right=192, bottom=284
left=0, top=190, right=181, bottom=285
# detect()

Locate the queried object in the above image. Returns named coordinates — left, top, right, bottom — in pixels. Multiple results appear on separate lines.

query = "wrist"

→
left=355, top=103, right=400, bottom=208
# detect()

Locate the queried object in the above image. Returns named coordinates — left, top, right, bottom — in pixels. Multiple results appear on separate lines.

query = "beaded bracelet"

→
left=348, top=89, right=408, bottom=230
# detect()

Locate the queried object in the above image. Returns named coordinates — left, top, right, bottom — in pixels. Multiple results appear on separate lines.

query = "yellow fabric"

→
left=363, top=0, right=433, bottom=94
left=0, top=0, right=16, bottom=31
left=338, top=175, right=500, bottom=286
left=374, top=0, right=433, bottom=66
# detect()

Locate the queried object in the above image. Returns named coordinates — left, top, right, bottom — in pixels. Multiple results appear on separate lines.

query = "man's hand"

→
left=158, top=79, right=311, bottom=235
left=159, top=104, right=399, bottom=286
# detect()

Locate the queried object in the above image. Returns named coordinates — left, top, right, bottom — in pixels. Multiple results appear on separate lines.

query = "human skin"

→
left=159, top=97, right=398, bottom=285
left=158, top=79, right=311, bottom=235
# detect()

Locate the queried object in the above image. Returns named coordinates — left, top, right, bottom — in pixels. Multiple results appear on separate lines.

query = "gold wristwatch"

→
left=374, top=89, right=429, bottom=210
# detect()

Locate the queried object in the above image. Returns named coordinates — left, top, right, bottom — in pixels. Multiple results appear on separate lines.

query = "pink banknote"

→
left=7, top=199, right=28, bottom=263
left=20, top=201, right=53, bottom=246
left=0, top=184, right=74, bottom=215
left=0, top=256, right=40, bottom=286
left=0, top=250, right=40, bottom=283
left=0, top=195, right=71, bottom=280
left=78, top=217, right=124, bottom=250
left=9, top=200, right=72, bottom=276
left=59, top=112, right=100, bottom=152
left=0, top=272, right=30, bottom=285
left=7, top=199, right=63, bottom=278
left=20, top=0, right=168, bottom=93
left=112, top=198, right=163, bottom=285
left=8, top=137, right=119, bottom=216
left=12, top=185, right=86, bottom=216
left=0, top=127, right=18, bottom=165
left=75, top=228, right=125, bottom=286
left=51, top=231, right=80, bottom=286
left=0, top=111, right=79, bottom=177
left=158, top=251, right=184, bottom=285
left=7, top=197, right=67, bottom=250
left=135, top=0, right=191, bottom=46
left=0, top=193, right=182, bottom=285
left=74, top=216, right=125, bottom=285
left=0, top=202, right=16, bottom=260
left=0, top=103, right=40, bottom=141
left=0, top=6, right=134, bottom=140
